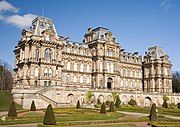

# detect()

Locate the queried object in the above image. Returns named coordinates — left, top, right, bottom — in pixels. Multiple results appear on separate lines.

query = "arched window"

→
left=87, top=76, right=91, bottom=83
left=45, top=48, right=51, bottom=62
left=67, top=62, right=71, bottom=70
left=74, top=63, right=77, bottom=71
left=80, top=64, right=83, bottom=72
left=34, top=67, right=39, bottom=77
left=80, top=76, right=83, bottom=83
left=35, top=49, right=39, bottom=61
left=44, top=68, right=52, bottom=77
left=66, top=74, right=70, bottom=82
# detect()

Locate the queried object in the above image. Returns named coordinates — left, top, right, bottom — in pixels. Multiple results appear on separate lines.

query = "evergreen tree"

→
left=109, top=101, right=115, bottom=112
left=149, top=103, right=157, bottom=121
left=8, top=101, right=17, bottom=118
left=100, top=102, right=106, bottom=114
left=162, top=101, right=168, bottom=108
left=115, top=95, right=121, bottom=108
left=177, top=103, right=180, bottom=109
left=76, top=100, right=81, bottom=109
left=43, top=104, right=56, bottom=125
left=30, top=100, right=36, bottom=111
left=162, top=95, right=169, bottom=108
left=97, top=98, right=101, bottom=105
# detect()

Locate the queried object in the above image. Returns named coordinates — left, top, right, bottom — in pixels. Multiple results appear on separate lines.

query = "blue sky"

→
left=0, top=0, right=180, bottom=71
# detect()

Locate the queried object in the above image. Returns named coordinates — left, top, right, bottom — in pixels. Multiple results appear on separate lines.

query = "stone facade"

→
left=12, top=16, right=179, bottom=109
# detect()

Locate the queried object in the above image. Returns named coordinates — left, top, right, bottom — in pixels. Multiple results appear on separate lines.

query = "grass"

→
left=118, top=105, right=180, bottom=116
left=0, top=108, right=125, bottom=125
left=0, top=90, right=22, bottom=111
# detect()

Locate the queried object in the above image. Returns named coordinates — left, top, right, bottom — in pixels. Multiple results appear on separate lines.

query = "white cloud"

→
left=5, top=14, right=37, bottom=28
left=0, top=0, right=19, bottom=13
left=0, top=1, right=37, bottom=29
left=160, top=0, right=174, bottom=10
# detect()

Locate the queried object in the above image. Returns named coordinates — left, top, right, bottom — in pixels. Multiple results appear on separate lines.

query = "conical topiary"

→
left=30, top=100, right=36, bottom=111
left=100, top=102, right=106, bottom=114
left=149, top=103, right=157, bottom=121
left=115, top=95, right=121, bottom=108
left=8, top=101, right=17, bottom=118
left=109, top=101, right=115, bottom=112
left=76, top=100, right=81, bottom=109
left=43, top=104, right=56, bottom=125
left=178, top=103, right=180, bottom=109
left=162, top=100, right=168, bottom=108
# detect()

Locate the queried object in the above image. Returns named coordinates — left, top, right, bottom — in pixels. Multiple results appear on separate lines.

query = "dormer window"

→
left=101, top=34, right=105, bottom=40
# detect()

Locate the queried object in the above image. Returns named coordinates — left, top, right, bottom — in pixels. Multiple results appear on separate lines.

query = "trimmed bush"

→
left=115, top=95, right=121, bottom=108
left=105, top=100, right=110, bottom=107
left=97, top=98, right=101, bottom=105
left=43, top=104, right=56, bottom=125
left=128, top=99, right=137, bottom=106
left=30, top=100, right=36, bottom=111
left=8, top=101, right=17, bottom=118
left=149, top=103, right=157, bottom=121
left=177, top=103, right=180, bottom=109
left=109, top=101, right=115, bottom=112
left=76, top=100, right=81, bottom=109
left=162, top=101, right=168, bottom=108
left=100, top=102, right=106, bottom=114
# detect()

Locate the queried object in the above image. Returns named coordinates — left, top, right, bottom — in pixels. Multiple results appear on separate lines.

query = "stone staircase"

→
left=35, top=86, right=70, bottom=108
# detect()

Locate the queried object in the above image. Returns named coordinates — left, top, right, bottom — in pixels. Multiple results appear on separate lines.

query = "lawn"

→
left=118, top=105, right=180, bottom=116
left=0, top=90, right=22, bottom=111
left=1, top=107, right=180, bottom=126
left=0, top=108, right=125, bottom=125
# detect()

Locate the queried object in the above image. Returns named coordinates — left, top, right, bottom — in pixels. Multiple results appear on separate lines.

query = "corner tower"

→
left=13, top=16, right=64, bottom=88
left=143, top=46, right=172, bottom=93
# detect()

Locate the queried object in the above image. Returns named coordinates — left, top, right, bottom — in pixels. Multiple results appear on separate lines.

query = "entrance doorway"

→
left=107, top=77, right=113, bottom=89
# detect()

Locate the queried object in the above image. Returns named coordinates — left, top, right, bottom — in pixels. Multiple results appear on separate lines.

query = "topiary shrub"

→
left=8, top=101, right=17, bottom=118
left=128, top=99, right=137, bottom=106
left=100, top=102, right=106, bottom=114
left=30, top=100, right=36, bottom=111
left=43, top=104, right=56, bottom=125
left=162, top=101, right=168, bottom=108
left=76, top=100, right=81, bottom=109
left=97, top=98, right=101, bottom=105
left=115, top=95, right=121, bottom=108
left=109, top=101, right=115, bottom=112
left=105, top=100, right=110, bottom=107
left=149, top=103, right=157, bottom=121
left=177, top=103, right=180, bottom=109
left=162, top=95, right=169, bottom=108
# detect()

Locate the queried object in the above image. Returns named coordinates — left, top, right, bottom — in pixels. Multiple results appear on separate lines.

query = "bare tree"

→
left=0, top=60, right=13, bottom=91
left=172, top=71, right=180, bottom=93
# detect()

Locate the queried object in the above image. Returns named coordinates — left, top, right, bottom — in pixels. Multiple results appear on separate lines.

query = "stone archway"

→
left=144, top=96, right=152, bottom=107
left=107, top=77, right=113, bottom=89
left=122, top=95, right=128, bottom=104
left=98, top=94, right=104, bottom=103
left=67, top=93, right=74, bottom=106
